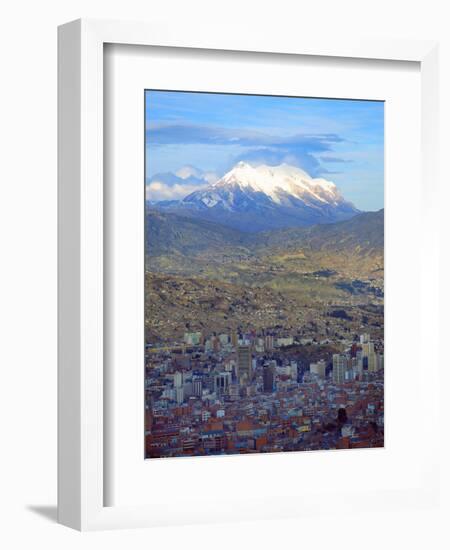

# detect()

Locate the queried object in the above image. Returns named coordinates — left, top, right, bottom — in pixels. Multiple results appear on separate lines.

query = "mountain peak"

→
left=154, top=162, right=360, bottom=232
left=213, top=162, right=341, bottom=206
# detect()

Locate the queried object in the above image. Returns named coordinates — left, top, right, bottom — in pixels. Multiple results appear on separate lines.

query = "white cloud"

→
left=146, top=180, right=208, bottom=201
left=175, top=165, right=203, bottom=180
left=175, top=165, right=218, bottom=184
left=203, top=171, right=219, bottom=184
left=146, top=165, right=220, bottom=201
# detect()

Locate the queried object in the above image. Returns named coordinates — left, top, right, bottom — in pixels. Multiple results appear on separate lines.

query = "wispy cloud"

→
left=320, top=156, right=353, bottom=164
left=146, top=124, right=346, bottom=176
left=146, top=123, right=343, bottom=148
left=146, top=180, right=208, bottom=201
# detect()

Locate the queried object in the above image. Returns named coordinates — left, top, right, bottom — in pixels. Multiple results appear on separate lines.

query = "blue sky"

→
left=145, top=90, right=384, bottom=211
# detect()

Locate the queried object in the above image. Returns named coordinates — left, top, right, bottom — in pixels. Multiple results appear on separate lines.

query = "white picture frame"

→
left=58, top=18, right=440, bottom=531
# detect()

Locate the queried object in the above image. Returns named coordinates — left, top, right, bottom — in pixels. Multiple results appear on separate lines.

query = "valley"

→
left=145, top=208, right=384, bottom=345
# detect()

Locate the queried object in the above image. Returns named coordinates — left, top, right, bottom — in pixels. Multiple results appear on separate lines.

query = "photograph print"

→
left=144, top=91, right=384, bottom=459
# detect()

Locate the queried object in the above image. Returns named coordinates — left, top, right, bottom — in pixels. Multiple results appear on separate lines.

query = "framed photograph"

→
left=58, top=19, right=440, bottom=530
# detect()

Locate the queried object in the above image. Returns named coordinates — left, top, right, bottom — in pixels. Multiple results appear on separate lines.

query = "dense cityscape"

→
left=145, top=328, right=384, bottom=458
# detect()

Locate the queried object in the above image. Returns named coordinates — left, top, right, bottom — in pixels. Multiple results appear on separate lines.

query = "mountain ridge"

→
left=146, top=208, right=384, bottom=314
left=150, top=162, right=360, bottom=232
left=146, top=207, right=384, bottom=258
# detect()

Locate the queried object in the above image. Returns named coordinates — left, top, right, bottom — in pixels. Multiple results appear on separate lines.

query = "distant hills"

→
left=146, top=207, right=384, bottom=259
left=149, top=162, right=360, bottom=232
left=145, top=208, right=384, bottom=341
left=253, top=208, right=384, bottom=255
left=145, top=209, right=247, bottom=257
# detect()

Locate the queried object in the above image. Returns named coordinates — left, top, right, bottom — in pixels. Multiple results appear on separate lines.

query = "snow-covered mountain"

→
left=152, top=162, right=360, bottom=232
left=184, top=162, right=349, bottom=209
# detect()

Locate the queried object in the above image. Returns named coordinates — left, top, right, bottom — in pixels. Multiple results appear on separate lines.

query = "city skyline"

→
left=145, top=325, right=384, bottom=458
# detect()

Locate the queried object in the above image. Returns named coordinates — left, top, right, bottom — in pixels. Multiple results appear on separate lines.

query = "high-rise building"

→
left=362, top=342, right=375, bottom=357
left=229, top=384, right=240, bottom=401
left=175, top=386, right=184, bottom=404
left=255, top=338, right=265, bottom=352
left=183, top=381, right=193, bottom=398
left=264, top=334, right=274, bottom=351
left=231, top=331, right=238, bottom=349
left=237, top=345, right=252, bottom=383
left=310, top=359, right=327, bottom=378
left=219, top=333, right=229, bottom=346
left=290, top=362, right=298, bottom=381
left=332, top=354, right=347, bottom=384
left=345, top=369, right=355, bottom=381
left=192, top=378, right=202, bottom=397
left=174, top=371, right=183, bottom=388
left=368, top=352, right=378, bottom=372
left=214, top=372, right=231, bottom=396
left=263, top=364, right=275, bottom=392
left=212, top=336, right=221, bottom=352
left=377, top=354, right=384, bottom=371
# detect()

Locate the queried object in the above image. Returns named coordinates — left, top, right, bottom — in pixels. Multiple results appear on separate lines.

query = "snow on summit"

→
left=151, top=162, right=360, bottom=232
left=214, top=162, right=341, bottom=207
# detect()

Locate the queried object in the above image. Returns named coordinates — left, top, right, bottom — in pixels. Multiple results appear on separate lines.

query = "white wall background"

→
left=0, top=1, right=449, bottom=548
